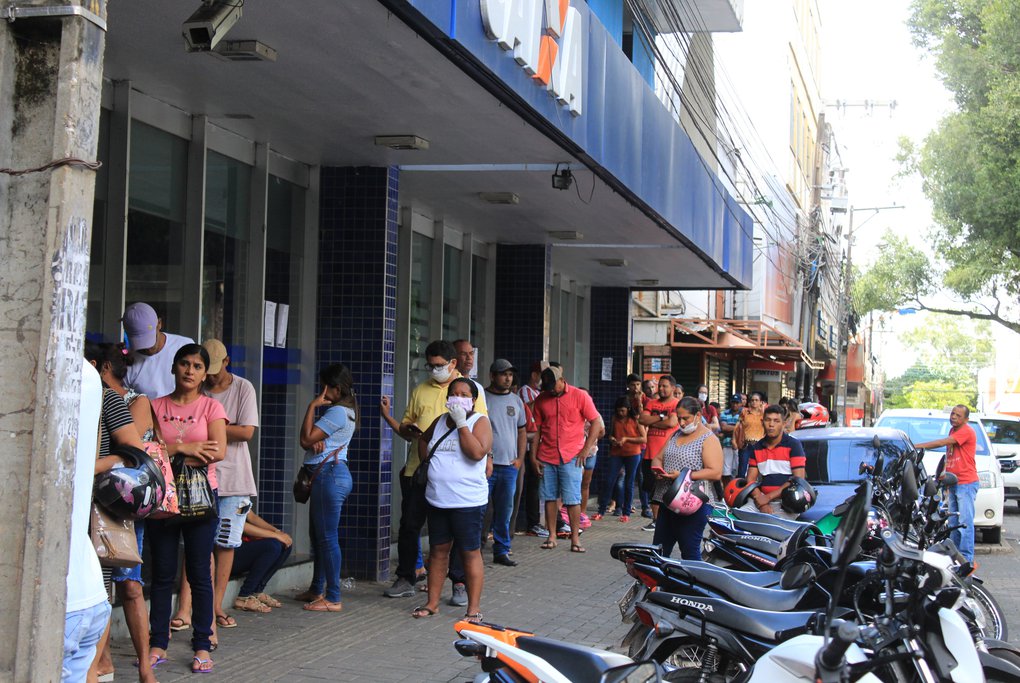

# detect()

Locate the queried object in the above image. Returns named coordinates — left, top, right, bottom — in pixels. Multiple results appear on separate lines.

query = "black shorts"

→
left=427, top=504, right=487, bottom=551
left=640, top=459, right=657, bottom=494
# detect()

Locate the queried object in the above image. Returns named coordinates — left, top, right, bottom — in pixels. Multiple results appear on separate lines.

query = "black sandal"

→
left=412, top=605, right=437, bottom=619
left=464, top=612, right=484, bottom=623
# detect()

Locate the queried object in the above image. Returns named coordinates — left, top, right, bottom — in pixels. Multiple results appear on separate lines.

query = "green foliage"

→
left=902, top=380, right=976, bottom=411
left=852, top=232, right=936, bottom=312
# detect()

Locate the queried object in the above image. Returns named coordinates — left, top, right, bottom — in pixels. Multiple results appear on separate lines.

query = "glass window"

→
left=409, top=233, right=433, bottom=386
left=126, top=121, right=188, bottom=331
left=201, top=151, right=251, bottom=346
left=470, top=254, right=487, bottom=354
left=797, top=438, right=907, bottom=483
left=984, top=419, right=1020, bottom=445
left=442, top=244, right=462, bottom=341
left=87, top=109, right=111, bottom=335
left=876, top=417, right=991, bottom=456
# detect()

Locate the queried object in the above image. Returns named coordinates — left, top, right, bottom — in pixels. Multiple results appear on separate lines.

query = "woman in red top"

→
left=594, top=397, right=647, bottom=522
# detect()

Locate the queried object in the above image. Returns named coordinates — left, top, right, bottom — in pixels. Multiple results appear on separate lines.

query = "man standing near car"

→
left=915, top=405, right=979, bottom=563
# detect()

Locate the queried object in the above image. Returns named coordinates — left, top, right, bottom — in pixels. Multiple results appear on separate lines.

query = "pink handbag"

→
left=143, top=440, right=179, bottom=519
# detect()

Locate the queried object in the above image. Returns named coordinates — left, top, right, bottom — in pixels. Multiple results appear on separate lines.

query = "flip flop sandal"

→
left=571, top=544, right=587, bottom=553
left=540, top=541, right=557, bottom=550
left=253, top=592, right=282, bottom=608
left=134, top=654, right=168, bottom=669
left=169, top=618, right=190, bottom=631
left=411, top=605, right=437, bottom=618
left=97, top=674, right=114, bottom=682
left=464, top=612, right=484, bottom=624
left=303, top=598, right=342, bottom=612
left=191, top=657, right=214, bottom=674
left=215, top=615, right=238, bottom=628
left=234, top=595, right=271, bottom=613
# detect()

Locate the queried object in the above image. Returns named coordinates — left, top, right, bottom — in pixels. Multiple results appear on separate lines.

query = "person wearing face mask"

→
left=696, top=384, right=720, bottom=433
left=411, top=378, right=493, bottom=622
left=650, top=396, right=723, bottom=560
left=380, top=340, right=488, bottom=601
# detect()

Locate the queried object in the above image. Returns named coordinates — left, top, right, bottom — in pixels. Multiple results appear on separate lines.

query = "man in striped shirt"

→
left=742, top=404, right=807, bottom=520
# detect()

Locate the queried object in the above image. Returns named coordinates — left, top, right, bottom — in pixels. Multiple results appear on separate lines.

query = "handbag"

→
left=293, top=445, right=347, bottom=504
left=410, top=425, right=458, bottom=490
left=90, top=502, right=142, bottom=568
left=143, top=439, right=180, bottom=519
left=172, top=456, right=217, bottom=522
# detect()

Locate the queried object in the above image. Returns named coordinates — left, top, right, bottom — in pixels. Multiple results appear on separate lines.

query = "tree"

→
left=856, top=1, right=1020, bottom=333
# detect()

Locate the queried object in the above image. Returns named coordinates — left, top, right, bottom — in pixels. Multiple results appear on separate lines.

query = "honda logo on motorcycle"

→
left=669, top=596, right=714, bottom=612
left=479, top=0, right=585, bottom=116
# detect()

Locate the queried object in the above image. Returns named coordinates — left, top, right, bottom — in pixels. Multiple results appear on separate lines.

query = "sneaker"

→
left=578, top=512, right=591, bottom=529
left=493, top=554, right=518, bottom=567
left=620, top=515, right=630, bottom=523
left=383, top=577, right=415, bottom=598
left=526, top=524, right=550, bottom=537
left=448, top=582, right=468, bottom=606
left=641, top=509, right=653, bottom=519
left=642, top=521, right=656, bottom=532
left=592, top=513, right=604, bottom=521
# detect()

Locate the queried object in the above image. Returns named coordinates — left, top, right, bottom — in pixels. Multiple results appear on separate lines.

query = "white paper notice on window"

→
left=601, top=357, right=613, bottom=381
left=275, top=303, right=289, bottom=348
left=264, top=301, right=277, bottom=347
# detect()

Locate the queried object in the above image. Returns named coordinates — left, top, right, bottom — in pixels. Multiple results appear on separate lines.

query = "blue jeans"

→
left=234, top=538, right=293, bottom=596
left=653, top=503, right=712, bottom=560
left=599, top=455, right=640, bottom=515
left=309, top=460, right=353, bottom=603
left=488, top=464, right=518, bottom=556
left=948, top=481, right=979, bottom=563
left=147, top=511, right=218, bottom=652
left=62, top=600, right=111, bottom=682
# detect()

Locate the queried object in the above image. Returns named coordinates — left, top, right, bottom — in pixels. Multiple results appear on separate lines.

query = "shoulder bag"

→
left=293, top=445, right=347, bottom=504
left=411, top=423, right=458, bottom=490
left=90, top=502, right=143, bottom=568
left=144, top=404, right=179, bottom=519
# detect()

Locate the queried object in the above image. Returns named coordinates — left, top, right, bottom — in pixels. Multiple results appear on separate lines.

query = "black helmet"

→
left=93, top=445, right=167, bottom=519
left=780, top=476, right=816, bottom=514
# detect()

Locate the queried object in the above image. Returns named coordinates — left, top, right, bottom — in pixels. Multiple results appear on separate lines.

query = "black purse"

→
left=411, top=425, right=457, bottom=490
left=171, top=456, right=216, bottom=522
left=293, top=446, right=346, bottom=504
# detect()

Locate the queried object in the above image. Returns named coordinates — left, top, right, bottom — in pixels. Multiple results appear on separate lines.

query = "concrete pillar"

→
left=0, top=5, right=106, bottom=681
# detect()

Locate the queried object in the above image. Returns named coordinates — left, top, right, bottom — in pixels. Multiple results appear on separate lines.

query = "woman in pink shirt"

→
left=147, top=344, right=227, bottom=674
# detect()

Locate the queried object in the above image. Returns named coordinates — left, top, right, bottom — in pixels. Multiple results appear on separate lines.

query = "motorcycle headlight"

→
left=978, top=471, right=994, bottom=488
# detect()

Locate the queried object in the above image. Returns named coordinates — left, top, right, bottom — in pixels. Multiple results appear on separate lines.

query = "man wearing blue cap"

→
left=122, top=302, right=194, bottom=398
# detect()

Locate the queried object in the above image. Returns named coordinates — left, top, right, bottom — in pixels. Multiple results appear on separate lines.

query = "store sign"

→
left=479, top=0, right=584, bottom=116
left=753, top=369, right=782, bottom=382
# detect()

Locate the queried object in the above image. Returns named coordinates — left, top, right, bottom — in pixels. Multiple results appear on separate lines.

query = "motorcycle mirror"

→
left=832, top=480, right=872, bottom=566
left=900, top=463, right=918, bottom=502
left=858, top=462, right=873, bottom=475
left=599, top=661, right=664, bottom=683
left=923, top=478, right=937, bottom=497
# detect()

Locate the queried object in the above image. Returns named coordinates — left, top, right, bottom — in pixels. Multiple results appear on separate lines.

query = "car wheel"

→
left=983, top=526, right=1002, bottom=545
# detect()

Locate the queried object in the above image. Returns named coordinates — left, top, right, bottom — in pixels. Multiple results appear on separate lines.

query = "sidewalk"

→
left=109, top=515, right=647, bottom=682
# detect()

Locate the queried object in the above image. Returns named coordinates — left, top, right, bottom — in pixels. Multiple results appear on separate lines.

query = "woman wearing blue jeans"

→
left=298, top=363, right=358, bottom=612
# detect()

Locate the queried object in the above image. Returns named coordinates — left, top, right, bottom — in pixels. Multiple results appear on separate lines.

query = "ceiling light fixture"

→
left=635, top=279, right=659, bottom=287
left=183, top=0, right=242, bottom=52
left=551, top=163, right=573, bottom=191
left=214, top=39, right=278, bottom=62
left=478, top=192, right=520, bottom=205
left=597, top=258, right=627, bottom=267
left=547, top=230, right=584, bottom=241
left=374, top=135, right=430, bottom=151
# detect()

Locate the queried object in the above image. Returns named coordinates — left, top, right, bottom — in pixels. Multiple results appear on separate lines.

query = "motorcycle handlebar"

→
left=817, top=621, right=859, bottom=671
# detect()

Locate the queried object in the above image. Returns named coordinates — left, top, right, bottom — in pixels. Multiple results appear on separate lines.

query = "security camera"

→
left=183, top=0, right=242, bottom=52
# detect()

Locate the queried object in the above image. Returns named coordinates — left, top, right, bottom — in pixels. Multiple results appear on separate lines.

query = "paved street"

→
left=109, top=505, right=1020, bottom=682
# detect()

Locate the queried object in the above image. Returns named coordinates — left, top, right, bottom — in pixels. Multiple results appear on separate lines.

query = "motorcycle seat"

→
left=726, top=519, right=799, bottom=543
left=708, top=524, right=783, bottom=556
left=660, top=559, right=784, bottom=588
left=724, top=506, right=813, bottom=532
left=610, top=542, right=663, bottom=560
left=647, top=591, right=825, bottom=642
left=664, top=564, right=808, bottom=611
left=515, top=635, right=628, bottom=680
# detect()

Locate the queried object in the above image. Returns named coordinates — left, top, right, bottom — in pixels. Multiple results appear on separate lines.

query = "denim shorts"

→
left=583, top=451, right=598, bottom=471
left=110, top=521, right=145, bottom=584
left=216, top=495, right=252, bottom=549
left=428, top=505, right=486, bottom=551
left=539, top=462, right=583, bottom=505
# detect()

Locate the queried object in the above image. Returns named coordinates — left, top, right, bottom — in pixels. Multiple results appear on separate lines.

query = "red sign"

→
left=746, top=360, right=796, bottom=372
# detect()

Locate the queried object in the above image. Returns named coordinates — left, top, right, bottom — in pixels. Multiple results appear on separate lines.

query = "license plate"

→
left=618, top=581, right=640, bottom=620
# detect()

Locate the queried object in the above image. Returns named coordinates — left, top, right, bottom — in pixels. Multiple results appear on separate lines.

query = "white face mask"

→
left=679, top=421, right=698, bottom=435
left=697, top=392, right=708, bottom=402
left=430, top=364, right=452, bottom=383
left=446, top=396, right=473, bottom=412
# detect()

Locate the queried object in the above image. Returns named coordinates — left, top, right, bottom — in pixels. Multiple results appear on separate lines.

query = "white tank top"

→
left=425, top=413, right=489, bottom=508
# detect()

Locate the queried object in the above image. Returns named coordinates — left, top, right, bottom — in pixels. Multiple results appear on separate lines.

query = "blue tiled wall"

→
left=587, top=287, right=633, bottom=494
left=493, top=244, right=551, bottom=371
left=316, top=166, right=399, bottom=581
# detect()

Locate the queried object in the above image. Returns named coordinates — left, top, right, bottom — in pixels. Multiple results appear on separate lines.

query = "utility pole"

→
left=831, top=205, right=904, bottom=426
left=0, top=2, right=107, bottom=680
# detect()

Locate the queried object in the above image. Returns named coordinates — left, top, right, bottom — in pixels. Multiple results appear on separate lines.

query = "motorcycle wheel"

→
left=987, top=647, right=1020, bottom=675
left=968, top=582, right=1008, bottom=641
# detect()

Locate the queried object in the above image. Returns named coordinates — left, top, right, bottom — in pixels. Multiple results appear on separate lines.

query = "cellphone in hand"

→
left=651, top=465, right=667, bottom=476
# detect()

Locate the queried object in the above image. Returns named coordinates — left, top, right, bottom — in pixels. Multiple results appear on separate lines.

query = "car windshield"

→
left=876, top=417, right=990, bottom=456
left=799, top=438, right=909, bottom=484
left=984, top=419, right=1020, bottom=445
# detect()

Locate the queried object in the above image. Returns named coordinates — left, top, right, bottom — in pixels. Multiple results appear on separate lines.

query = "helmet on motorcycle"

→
left=723, top=478, right=760, bottom=509
left=797, top=402, right=829, bottom=428
left=662, top=469, right=710, bottom=515
left=93, top=445, right=167, bottom=520
left=780, top=476, right=816, bottom=514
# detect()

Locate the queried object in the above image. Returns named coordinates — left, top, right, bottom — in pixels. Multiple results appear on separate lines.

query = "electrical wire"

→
left=1, top=157, right=102, bottom=176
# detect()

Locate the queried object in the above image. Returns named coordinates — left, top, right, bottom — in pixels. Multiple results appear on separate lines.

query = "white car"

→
left=979, top=413, right=1020, bottom=508
left=875, top=408, right=1005, bottom=544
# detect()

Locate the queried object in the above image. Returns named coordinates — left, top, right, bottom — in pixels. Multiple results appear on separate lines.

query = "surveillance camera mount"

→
left=551, top=163, right=573, bottom=191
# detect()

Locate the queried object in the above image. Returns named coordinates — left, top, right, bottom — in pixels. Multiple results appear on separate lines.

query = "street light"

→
left=832, top=204, right=905, bottom=426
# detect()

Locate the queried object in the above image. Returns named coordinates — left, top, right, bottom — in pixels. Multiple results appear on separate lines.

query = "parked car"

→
left=979, top=413, right=1020, bottom=507
left=875, top=408, right=1004, bottom=543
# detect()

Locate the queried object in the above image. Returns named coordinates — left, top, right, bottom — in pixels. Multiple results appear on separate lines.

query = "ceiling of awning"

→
left=669, top=318, right=822, bottom=369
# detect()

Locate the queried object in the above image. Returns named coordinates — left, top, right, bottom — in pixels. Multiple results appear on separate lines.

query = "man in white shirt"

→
left=63, top=361, right=113, bottom=682
left=122, top=302, right=194, bottom=398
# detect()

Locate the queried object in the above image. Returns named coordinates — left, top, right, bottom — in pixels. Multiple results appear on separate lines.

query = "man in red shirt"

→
left=638, top=376, right=681, bottom=531
left=915, top=405, right=979, bottom=562
left=531, top=366, right=603, bottom=552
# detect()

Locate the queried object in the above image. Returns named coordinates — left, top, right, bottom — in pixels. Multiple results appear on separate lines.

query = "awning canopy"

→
left=669, top=319, right=823, bottom=369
